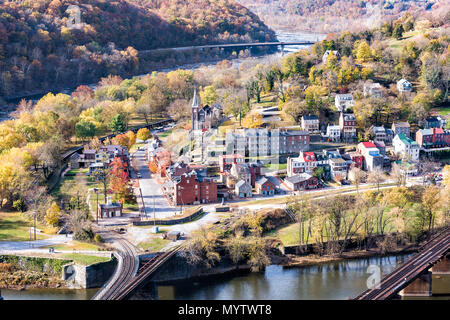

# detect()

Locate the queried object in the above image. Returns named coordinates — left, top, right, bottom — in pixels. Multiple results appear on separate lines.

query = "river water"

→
left=1, top=254, right=412, bottom=300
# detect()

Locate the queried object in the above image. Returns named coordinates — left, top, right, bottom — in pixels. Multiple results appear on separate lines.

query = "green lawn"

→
left=0, top=211, right=52, bottom=241
left=159, top=129, right=173, bottom=138
left=138, top=238, right=170, bottom=252
left=435, top=106, right=450, bottom=116
left=61, top=253, right=111, bottom=265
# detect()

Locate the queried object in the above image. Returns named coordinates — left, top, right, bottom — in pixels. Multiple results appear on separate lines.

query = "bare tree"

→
left=349, top=167, right=367, bottom=193
left=367, top=168, right=387, bottom=192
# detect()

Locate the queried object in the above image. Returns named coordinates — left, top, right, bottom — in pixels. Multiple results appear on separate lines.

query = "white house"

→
left=326, top=124, right=341, bottom=142
left=301, top=115, right=320, bottom=134
left=364, top=82, right=382, bottom=98
left=393, top=133, right=420, bottom=162
left=397, top=79, right=413, bottom=93
left=335, top=94, right=354, bottom=112
left=235, top=180, right=252, bottom=198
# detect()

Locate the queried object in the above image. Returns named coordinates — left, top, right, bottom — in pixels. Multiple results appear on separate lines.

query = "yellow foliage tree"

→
left=241, top=113, right=263, bottom=128
left=137, top=128, right=151, bottom=141
left=45, top=202, right=61, bottom=226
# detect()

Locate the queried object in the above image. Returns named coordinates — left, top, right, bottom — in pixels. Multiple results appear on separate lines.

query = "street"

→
left=132, top=147, right=178, bottom=219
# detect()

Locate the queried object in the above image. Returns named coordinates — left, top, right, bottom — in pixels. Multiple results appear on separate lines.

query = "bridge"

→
left=92, top=235, right=183, bottom=300
left=354, top=227, right=450, bottom=300
left=139, top=41, right=316, bottom=56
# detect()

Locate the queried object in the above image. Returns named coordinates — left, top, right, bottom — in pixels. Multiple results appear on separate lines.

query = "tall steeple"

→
left=192, top=88, right=199, bottom=109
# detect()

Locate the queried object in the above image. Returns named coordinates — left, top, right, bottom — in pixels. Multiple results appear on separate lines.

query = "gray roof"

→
left=256, top=177, right=269, bottom=185
left=302, top=115, right=319, bottom=120
left=285, top=173, right=313, bottom=184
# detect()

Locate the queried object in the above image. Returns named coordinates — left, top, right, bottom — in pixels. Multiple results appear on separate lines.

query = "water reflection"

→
left=156, top=255, right=412, bottom=300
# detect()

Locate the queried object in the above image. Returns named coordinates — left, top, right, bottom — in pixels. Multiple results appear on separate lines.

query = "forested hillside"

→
left=0, top=0, right=276, bottom=99
left=237, top=0, right=449, bottom=33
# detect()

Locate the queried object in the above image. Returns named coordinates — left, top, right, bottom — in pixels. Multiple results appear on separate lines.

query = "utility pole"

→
left=34, top=210, right=36, bottom=241
left=153, top=197, right=156, bottom=227
left=94, top=188, right=99, bottom=224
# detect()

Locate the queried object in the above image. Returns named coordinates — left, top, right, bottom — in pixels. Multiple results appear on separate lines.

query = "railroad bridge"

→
left=354, top=227, right=450, bottom=300
left=139, top=41, right=317, bottom=56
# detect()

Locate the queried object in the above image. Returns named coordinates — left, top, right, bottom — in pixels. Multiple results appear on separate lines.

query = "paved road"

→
left=0, top=234, right=74, bottom=252
left=133, top=147, right=178, bottom=219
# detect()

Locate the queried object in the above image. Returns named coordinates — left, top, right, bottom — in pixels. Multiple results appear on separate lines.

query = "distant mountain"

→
left=0, top=0, right=276, bottom=99
left=236, top=0, right=449, bottom=33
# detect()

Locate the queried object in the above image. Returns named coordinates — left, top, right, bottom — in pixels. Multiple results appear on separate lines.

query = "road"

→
left=0, top=234, right=74, bottom=253
left=132, top=147, right=178, bottom=219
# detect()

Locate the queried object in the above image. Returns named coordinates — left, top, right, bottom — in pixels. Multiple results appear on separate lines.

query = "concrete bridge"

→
left=354, top=227, right=450, bottom=300
left=139, top=41, right=317, bottom=56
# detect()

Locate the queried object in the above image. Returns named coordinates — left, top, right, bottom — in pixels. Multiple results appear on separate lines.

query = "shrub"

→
left=94, top=234, right=103, bottom=243
left=13, top=199, right=26, bottom=212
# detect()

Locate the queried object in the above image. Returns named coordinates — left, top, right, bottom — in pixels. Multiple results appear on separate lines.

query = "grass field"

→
left=138, top=238, right=170, bottom=252
left=61, top=253, right=111, bottom=265
left=0, top=211, right=53, bottom=241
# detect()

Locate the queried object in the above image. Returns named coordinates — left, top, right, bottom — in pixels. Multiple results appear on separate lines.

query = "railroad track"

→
left=91, top=233, right=139, bottom=300
left=354, top=227, right=450, bottom=300
left=113, top=244, right=184, bottom=300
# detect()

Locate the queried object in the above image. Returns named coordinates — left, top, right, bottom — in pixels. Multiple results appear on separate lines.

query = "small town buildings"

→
left=235, top=180, right=252, bottom=198
left=273, top=128, right=310, bottom=155
left=397, top=79, right=413, bottom=93
left=225, top=128, right=310, bottom=157
left=348, top=151, right=364, bottom=169
left=416, top=128, right=450, bottom=150
left=326, top=124, right=341, bottom=142
left=173, top=171, right=217, bottom=205
left=287, top=151, right=329, bottom=176
left=97, top=197, right=122, bottom=218
left=322, top=50, right=340, bottom=65
left=393, top=133, right=420, bottom=162
left=335, top=94, right=354, bottom=112
left=284, top=173, right=319, bottom=191
left=392, top=122, right=411, bottom=138
left=373, top=140, right=386, bottom=156
left=77, top=149, right=97, bottom=168
left=357, top=141, right=384, bottom=171
left=329, top=157, right=348, bottom=180
left=230, top=163, right=252, bottom=186
left=191, top=89, right=223, bottom=131
left=89, top=162, right=105, bottom=175
left=301, top=115, right=320, bottom=134
left=339, top=112, right=357, bottom=142
left=424, top=116, right=446, bottom=129
left=370, top=126, right=393, bottom=144
left=363, top=82, right=382, bottom=98
left=219, top=154, right=245, bottom=173
left=255, top=177, right=275, bottom=196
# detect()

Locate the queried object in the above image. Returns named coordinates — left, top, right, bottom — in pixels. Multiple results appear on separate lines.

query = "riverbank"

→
left=280, top=246, right=419, bottom=268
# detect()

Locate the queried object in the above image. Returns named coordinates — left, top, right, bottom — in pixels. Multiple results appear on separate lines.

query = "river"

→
left=1, top=254, right=415, bottom=300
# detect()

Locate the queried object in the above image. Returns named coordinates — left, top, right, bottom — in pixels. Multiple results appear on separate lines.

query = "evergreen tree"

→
left=109, top=114, right=126, bottom=133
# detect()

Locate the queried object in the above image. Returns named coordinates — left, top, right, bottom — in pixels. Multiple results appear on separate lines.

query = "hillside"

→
left=236, top=0, right=449, bottom=33
left=0, top=0, right=276, bottom=99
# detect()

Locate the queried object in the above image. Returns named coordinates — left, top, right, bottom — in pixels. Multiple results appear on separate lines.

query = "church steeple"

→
left=192, top=88, right=199, bottom=109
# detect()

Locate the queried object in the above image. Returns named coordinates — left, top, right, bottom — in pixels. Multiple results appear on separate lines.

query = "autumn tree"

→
left=137, top=128, right=151, bottom=141
left=45, top=202, right=61, bottom=226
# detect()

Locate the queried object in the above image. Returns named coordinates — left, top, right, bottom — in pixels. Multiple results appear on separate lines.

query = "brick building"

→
left=173, top=171, right=217, bottom=205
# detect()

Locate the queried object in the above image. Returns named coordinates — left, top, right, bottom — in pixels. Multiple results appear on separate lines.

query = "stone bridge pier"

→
left=400, top=253, right=450, bottom=297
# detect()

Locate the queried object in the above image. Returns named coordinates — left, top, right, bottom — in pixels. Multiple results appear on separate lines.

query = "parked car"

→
left=137, top=173, right=142, bottom=178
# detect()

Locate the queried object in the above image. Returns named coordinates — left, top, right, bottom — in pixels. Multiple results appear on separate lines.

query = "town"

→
left=0, top=3, right=449, bottom=303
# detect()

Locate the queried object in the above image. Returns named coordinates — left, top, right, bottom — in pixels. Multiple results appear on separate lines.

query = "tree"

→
left=356, top=41, right=372, bottom=62
left=349, top=167, right=367, bottom=193
left=241, top=113, right=263, bottom=128
left=109, top=114, right=126, bottom=134
left=367, top=169, right=387, bottom=192
left=392, top=23, right=404, bottom=40
left=137, top=128, right=151, bottom=141
left=92, top=167, right=110, bottom=202
left=75, top=119, right=96, bottom=141
left=226, top=232, right=248, bottom=268
left=200, top=86, right=218, bottom=106
left=421, top=186, right=440, bottom=233
left=45, top=202, right=61, bottom=226
left=167, top=99, right=190, bottom=122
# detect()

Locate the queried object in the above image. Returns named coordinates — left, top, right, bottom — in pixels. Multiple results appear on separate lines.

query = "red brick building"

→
left=255, top=177, right=275, bottom=196
left=173, top=171, right=217, bottom=205
left=219, top=154, right=245, bottom=173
